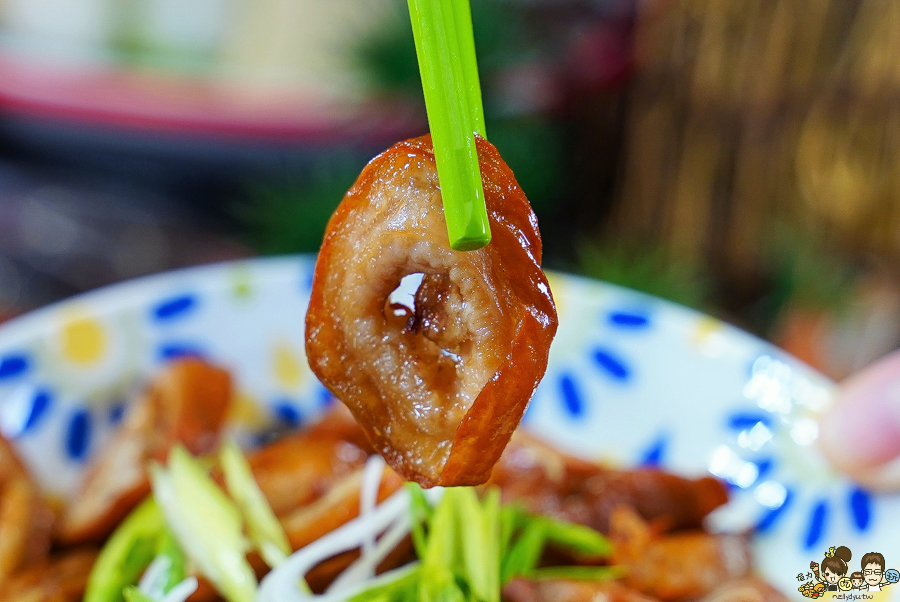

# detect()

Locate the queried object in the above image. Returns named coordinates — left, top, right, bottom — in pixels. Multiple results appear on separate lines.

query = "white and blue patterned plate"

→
left=0, top=255, right=896, bottom=598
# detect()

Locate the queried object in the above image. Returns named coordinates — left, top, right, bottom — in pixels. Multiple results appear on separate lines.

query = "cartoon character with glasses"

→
left=860, top=552, right=900, bottom=591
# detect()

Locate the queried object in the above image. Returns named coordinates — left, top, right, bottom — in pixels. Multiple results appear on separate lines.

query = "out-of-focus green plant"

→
left=237, top=1, right=567, bottom=256
left=576, top=241, right=712, bottom=310
left=756, top=227, right=859, bottom=327
left=487, top=117, right=563, bottom=215
left=354, top=1, right=530, bottom=99
left=353, top=0, right=563, bottom=214
left=234, top=160, right=363, bottom=255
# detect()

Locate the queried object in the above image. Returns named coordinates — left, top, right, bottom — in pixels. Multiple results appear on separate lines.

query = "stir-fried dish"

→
left=0, top=135, right=786, bottom=602
left=0, top=358, right=786, bottom=602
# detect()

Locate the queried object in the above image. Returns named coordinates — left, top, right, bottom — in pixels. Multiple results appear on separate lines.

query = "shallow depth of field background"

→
left=0, top=0, right=897, bottom=381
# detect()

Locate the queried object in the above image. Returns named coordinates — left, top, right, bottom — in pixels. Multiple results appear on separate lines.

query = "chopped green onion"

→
left=498, top=506, right=613, bottom=584
left=288, top=483, right=614, bottom=602
left=122, top=587, right=156, bottom=602
left=85, top=498, right=167, bottom=602
left=347, top=565, right=422, bottom=602
left=150, top=445, right=257, bottom=602
left=406, top=483, right=433, bottom=558
left=421, top=487, right=458, bottom=573
left=498, top=504, right=523, bottom=561
left=221, top=439, right=291, bottom=568
left=456, top=487, right=500, bottom=602
left=155, top=531, right=187, bottom=593
left=407, top=0, right=491, bottom=251
left=500, top=519, right=545, bottom=584
left=534, top=515, right=613, bottom=558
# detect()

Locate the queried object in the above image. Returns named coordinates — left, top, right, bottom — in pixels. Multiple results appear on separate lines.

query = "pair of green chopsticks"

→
left=408, top=0, right=491, bottom=251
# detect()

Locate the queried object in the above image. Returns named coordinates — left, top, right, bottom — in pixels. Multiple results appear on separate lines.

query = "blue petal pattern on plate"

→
left=607, top=310, right=650, bottom=328
left=23, top=389, right=52, bottom=433
left=591, top=347, right=631, bottom=381
left=273, top=401, right=303, bottom=427
left=0, top=354, right=29, bottom=380
left=805, top=499, right=829, bottom=549
left=558, top=373, right=584, bottom=418
left=0, top=256, right=896, bottom=599
left=65, top=408, right=92, bottom=461
left=849, top=488, right=872, bottom=532
left=108, top=402, right=126, bottom=425
left=638, top=432, right=668, bottom=467
left=158, top=343, right=205, bottom=361
left=153, top=294, right=198, bottom=321
left=727, top=411, right=773, bottom=430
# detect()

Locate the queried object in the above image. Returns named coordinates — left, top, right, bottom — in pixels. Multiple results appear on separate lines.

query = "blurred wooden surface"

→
left=615, top=0, right=900, bottom=274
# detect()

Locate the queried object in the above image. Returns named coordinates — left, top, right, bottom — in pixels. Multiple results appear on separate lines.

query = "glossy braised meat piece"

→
left=57, top=358, right=232, bottom=544
left=489, top=434, right=728, bottom=534
left=306, top=134, right=558, bottom=487
left=0, top=435, right=54, bottom=591
left=610, top=507, right=752, bottom=601
left=279, top=463, right=404, bottom=552
left=0, top=548, right=98, bottom=602
left=247, top=406, right=373, bottom=518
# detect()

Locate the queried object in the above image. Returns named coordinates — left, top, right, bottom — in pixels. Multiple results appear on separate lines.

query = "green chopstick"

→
left=408, top=0, right=491, bottom=251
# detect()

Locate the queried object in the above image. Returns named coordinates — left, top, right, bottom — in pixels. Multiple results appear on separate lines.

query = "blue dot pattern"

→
left=639, top=433, right=668, bottom=467
left=558, top=373, right=584, bottom=417
left=608, top=311, right=650, bottom=328
left=0, top=354, right=29, bottom=380
left=66, top=409, right=92, bottom=461
left=274, top=401, right=302, bottom=427
left=108, top=402, right=126, bottom=425
left=592, top=348, right=630, bottom=382
left=805, top=499, right=828, bottom=550
left=849, top=488, right=871, bottom=532
left=158, top=343, right=205, bottom=362
left=727, top=412, right=773, bottom=430
left=22, top=389, right=52, bottom=433
left=752, top=458, right=774, bottom=480
left=152, top=295, right=198, bottom=321
left=755, top=488, right=793, bottom=533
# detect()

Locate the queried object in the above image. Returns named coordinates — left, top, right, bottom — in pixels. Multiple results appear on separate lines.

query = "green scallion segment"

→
left=220, top=439, right=291, bottom=569
left=121, top=587, right=156, bottom=602
left=352, top=484, right=616, bottom=601
left=407, top=0, right=491, bottom=251
left=84, top=498, right=167, bottom=602
left=149, top=446, right=257, bottom=602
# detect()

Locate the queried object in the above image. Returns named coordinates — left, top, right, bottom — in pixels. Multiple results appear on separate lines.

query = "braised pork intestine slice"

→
left=57, top=358, right=232, bottom=544
left=306, top=134, right=558, bottom=487
left=0, top=435, right=54, bottom=591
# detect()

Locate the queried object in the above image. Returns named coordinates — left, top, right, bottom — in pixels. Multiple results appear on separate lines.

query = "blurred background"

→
left=1, top=0, right=898, bottom=381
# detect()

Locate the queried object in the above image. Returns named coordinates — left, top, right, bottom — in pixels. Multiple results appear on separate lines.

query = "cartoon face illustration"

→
left=862, top=552, right=887, bottom=587
left=864, top=563, right=884, bottom=586
left=821, top=546, right=852, bottom=584
left=851, top=572, right=864, bottom=588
